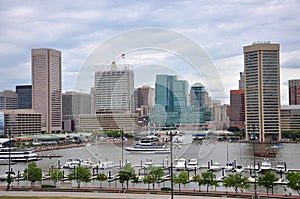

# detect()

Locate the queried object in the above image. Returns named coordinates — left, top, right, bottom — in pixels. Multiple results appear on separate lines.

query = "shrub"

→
left=41, top=184, right=56, bottom=188
left=161, top=187, right=172, bottom=192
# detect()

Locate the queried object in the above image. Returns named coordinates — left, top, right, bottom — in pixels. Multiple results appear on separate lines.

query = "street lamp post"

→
left=120, top=129, right=124, bottom=192
left=250, top=132, right=257, bottom=199
left=6, top=113, right=15, bottom=191
left=167, top=130, right=177, bottom=199
left=6, top=128, right=11, bottom=191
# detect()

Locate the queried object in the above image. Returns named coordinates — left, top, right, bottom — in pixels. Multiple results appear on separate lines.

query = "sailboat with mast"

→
left=224, top=135, right=233, bottom=171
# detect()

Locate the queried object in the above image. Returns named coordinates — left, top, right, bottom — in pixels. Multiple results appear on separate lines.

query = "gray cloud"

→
left=0, top=0, right=299, bottom=105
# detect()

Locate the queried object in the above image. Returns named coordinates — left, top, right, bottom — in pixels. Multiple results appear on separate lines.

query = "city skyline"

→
left=0, top=1, right=300, bottom=105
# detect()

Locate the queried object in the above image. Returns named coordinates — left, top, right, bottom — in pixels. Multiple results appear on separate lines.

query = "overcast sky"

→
left=0, top=0, right=299, bottom=104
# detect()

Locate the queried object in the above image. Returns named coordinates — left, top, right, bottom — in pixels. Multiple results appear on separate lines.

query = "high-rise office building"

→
left=95, top=62, right=134, bottom=112
left=230, top=90, right=245, bottom=130
left=244, top=42, right=281, bottom=142
left=134, top=86, right=155, bottom=109
left=0, top=90, right=18, bottom=110
left=16, top=85, right=32, bottom=109
left=155, top=75, right=188, bottom=113
left=190, top=83, right=204, bottom=111
left=32, top=48, right=62, bottom=133
left=289, top=79, right=300, bottom=105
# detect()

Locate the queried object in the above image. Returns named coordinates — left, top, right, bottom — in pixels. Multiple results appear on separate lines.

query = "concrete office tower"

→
left=62, top=91, right=92, bottom=132
left=62, top=91, right=92, bottom=116
left=95, top=62, right=134, bottom=112
left=289, top=79, right=300, bottom=105
left=16, top=85, right=32, bottom=109
left=230, top=90, right=245, bottom=130
left=32, top=48, right=62, bottom=133
left=244, top=42, right=281, bottom=142
left=0, top=90, right=18, bottom=110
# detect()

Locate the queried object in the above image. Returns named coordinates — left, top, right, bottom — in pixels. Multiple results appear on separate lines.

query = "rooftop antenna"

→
left=111, top=49, right=117, bottom=71
left=121, top=53, right=126, bottom=69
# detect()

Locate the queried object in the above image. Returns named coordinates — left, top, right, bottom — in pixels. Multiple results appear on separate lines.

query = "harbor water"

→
left=1, top=137, right=300, bottom=195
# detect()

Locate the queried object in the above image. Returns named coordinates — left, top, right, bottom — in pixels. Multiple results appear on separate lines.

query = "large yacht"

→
left=0, top=148, right=38, bottom=162
left=125, top=136, right=171, bottom=154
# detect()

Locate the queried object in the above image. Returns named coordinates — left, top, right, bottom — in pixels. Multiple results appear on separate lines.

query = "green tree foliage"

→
left=67, top=166, right=91, bottom=188
left=282, top=130, right=300, bottom=141
left=200, top=171, right=218, bottom=192
left=227, top=126, right=240, bottom=132
left=258, top=171, right=278, bottom=195
left=23, top=162, right=42, bottom=188
left=223, top=173, right=249, bottom=194
left=143, top=175, right=153, bottom=190
left=103, top=130, right=135, bottom=139
left=119, top=163, right=135, bottom=189
left=286, top=172, right=300, bottom=195
left=49, top=168, right=64, bottom=186
left=174, top=171, right=189, bottom=191
left=95, top=173, right=107, bottom=188
left=192, top=174, right=203, bottom=191
left=146, top=165, right=164, bottom=190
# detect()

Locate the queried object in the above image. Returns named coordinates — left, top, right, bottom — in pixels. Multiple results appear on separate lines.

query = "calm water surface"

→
left=1, top=138, right=299, bottom=195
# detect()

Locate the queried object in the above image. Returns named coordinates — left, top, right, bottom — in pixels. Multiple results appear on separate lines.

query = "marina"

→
left=0, top=139, right=300, bottom=196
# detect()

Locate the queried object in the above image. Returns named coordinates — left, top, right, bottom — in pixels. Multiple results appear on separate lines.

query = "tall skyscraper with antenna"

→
left=244, top=42, right=281, bottom=142
left=95, top=61, right=134, bottom=112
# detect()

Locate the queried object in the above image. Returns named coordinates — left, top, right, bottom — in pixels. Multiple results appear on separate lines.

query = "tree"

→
left=286, top=172, right=300, bottom=195
left=49, top=168, right=64, bottom=186
left=119, top=163, right=135, bottom=189
left=192, top=174, right=203, bottom=191
left=143, top=175, right=153, bottom=190
left=227, top=126, right=240, bottom=132
left=68, top=166, right=91, bottom=188
left=223, top=173, right=249, bottom=194
left=174, top=171, right=189, bottom=191
left=200, top=171, right=218, bottom=192
left=95, top=173, right=107, bottom=188
left=146, top=165, right=164, bottom=190
left=23, top=162, right=42, bottom=188
left=258, top=171, right=278, bottom=195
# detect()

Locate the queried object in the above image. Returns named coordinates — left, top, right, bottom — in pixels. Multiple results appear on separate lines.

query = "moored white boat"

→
left=209, top=162, right=221, bottom=171
left=175, top=158, right=186, bottom=170
left=225, top=162, right=234, bottom=171
left=186, top=159, right=199, bottom=170
left=233, top=165, right=244, bottom=173
left=276, top=161, right=285, bottom=173
left=0, top=171, right=16, bottom=180
left=80, top=158, right=94, bottom=168
left=260, top=158, right=272, bottom=171
left=63, top=158, right=81, bottom=169
left=144, top=159, right=154, bottom=168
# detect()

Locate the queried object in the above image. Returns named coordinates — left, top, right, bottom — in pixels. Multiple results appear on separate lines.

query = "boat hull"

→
left=125, top=147, right=170, bottom=154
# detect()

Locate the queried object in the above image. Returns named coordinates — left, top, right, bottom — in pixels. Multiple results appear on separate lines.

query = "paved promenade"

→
left=0, top=191, right=246, bottom=199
